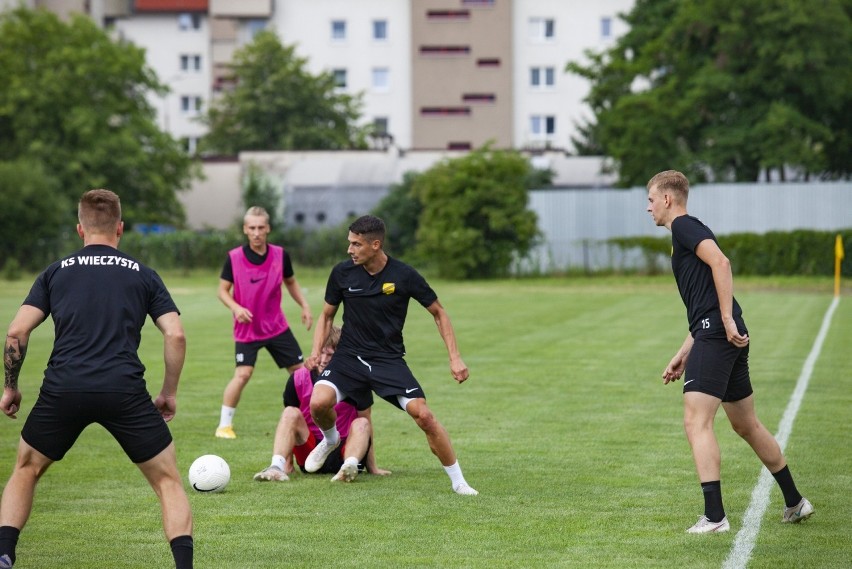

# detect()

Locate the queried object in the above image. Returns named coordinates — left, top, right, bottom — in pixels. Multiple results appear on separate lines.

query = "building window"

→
left=529, top=17, right=555, bottom=41
left=331, top=20, right=346, bottom=40
left=372, top=68, right=389, bottom=91
left=530, top=115, right=556, bottom=137
left=530, top=67, right=555, bottom=88
left=373, top=117, right=389, bottom=135
left=180, top=54, right=202, bottom=72
left=462, top=0, right=494, bottom=5
left=177, top=13, right=201, bottom=31
left=180, top=96, right=202, bottom=115
left=245, top=19, right=267, bottom=41
left=477, top=58, right=500, bottom=67
left=373, top=19, right=387, bottom=40
left=181, top=136, right=199, bottom=154
left=600, top=17, right=612, bottom=39
left=332, top=69, right=347, bottom=89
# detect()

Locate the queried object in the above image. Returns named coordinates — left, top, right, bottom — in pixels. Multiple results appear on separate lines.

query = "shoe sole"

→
left=332, top=463, right=358, bottom=482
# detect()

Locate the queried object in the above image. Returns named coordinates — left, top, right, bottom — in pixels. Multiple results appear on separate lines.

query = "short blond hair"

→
left=647, top=170, right=689, bottom=203
left=79, top=189, right=121, bottom=234
left=243, top=206, right=270, bottom=225
left=322, top=326, right=342, bottom=350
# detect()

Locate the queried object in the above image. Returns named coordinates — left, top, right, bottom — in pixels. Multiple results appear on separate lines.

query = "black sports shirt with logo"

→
left=22, top=244, right=179, bottom=393
left=325, top=257, right=438, bottom=358
left=671, top=215, right=744, bottom=335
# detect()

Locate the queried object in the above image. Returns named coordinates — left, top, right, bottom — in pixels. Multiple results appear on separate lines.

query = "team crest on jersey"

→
left=382, top=282, right=395, bottom=295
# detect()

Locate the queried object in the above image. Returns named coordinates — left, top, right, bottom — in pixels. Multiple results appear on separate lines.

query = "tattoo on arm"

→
left=4, top=336, right=26, bottom=390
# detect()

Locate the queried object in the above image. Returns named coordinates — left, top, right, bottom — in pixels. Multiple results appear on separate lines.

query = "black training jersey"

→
left=671, top=215, right=743, bottom=334
left=325, top=257, right=438, bottom=358
left=220, top=244, right=294, bottom=282
left=23, top=244, right=179, bottom=393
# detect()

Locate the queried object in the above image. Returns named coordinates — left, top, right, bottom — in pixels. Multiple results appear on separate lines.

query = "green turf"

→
left=1, top=272, right=849, bottom=568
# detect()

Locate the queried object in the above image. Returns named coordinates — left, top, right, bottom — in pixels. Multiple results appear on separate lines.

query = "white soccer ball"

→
left=188, top=454, right=230, bottom=493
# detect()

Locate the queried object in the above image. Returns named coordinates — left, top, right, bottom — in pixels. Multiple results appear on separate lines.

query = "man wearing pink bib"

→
left=215, top=206, right=313, bottom=439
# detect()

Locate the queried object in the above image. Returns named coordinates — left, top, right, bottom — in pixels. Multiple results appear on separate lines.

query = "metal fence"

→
left=525, top=182, right=852, bottom=273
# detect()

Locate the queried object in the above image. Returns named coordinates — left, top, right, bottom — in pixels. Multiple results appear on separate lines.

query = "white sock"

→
left=443, top=461, right=467, bottom=488
left=271, top=455, right=287, bottom=471
left=321, top=426, right=340, bottom=446
left=218, top=405, right=235, bottom=428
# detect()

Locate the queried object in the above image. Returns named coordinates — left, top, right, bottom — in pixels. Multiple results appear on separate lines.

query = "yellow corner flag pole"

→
left=835, top=234, right=845, bottom=297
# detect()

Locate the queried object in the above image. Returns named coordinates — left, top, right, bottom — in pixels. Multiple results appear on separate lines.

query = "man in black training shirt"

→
left=646, top=170, right=813, bottom=534
left=0, top=189, right=193, bottom=568
left=302, top=215, right=477, bottom=495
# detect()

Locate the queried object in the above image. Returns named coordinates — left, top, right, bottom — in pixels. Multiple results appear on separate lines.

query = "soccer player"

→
left=646, top=170, right=813, bottom=533
left=303, top=215, right=477, bottom=495
left=215, top=206, right=313, bottom=439
left=0, top=189, right=193, bottom=568
left=253, top=325, right=390, bottom=482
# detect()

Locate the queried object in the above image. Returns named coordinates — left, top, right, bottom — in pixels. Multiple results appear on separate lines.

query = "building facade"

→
left=6, top=0, right=635, bottom=154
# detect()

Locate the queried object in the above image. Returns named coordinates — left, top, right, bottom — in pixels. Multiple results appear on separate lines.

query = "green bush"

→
left=610, top=229, right=852, bottom=276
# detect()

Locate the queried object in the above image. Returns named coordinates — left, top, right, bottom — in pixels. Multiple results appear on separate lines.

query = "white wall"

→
left=273, top=0, right=412, bottom=149
left=512, top=0, right=633, bottom=152
left=114, top=13, right=211, bottom=148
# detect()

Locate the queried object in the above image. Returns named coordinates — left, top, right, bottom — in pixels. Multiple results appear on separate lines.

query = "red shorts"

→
left=293, top=432, right=347, bottom=474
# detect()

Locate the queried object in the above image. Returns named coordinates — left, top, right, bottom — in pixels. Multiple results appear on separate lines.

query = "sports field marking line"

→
left=722, top=296, right=840, bottom=569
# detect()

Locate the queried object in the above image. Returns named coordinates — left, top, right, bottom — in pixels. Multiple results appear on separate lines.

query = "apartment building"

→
left=4, top=0, right=634, bottom=154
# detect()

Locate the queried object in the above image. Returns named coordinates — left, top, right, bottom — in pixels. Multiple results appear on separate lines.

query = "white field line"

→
left=722, top=296, right=840, bottom=569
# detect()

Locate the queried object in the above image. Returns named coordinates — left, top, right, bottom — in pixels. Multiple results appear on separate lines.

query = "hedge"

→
left=609, top=229, right=852, bottom=276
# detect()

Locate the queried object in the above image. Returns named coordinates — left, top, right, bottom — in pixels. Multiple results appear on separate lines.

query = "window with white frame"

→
left=372, top=67, right=389, bottom=91
left=373, top=117, right=389, bottom=135
left=601, top=17, right=612, bottom=39
left=530, top=115, right=556, bottom=137
left=530, top=66, right=555, bottom=88
left=180, top=54, right=202, bottom=72
left=178, top=13, right=201, bottom=31
left=332, top=69, right=347, bottom=89
left=331, top=20, right=346, bottom=40
left=529, top=17, right=555, bottom=41
left=373, top=19, right=387, bottom=40
left=180, top=95, right=202, bottom=115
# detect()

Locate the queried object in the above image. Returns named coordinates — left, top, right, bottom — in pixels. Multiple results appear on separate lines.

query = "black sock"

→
left=771, top=465, right=803, bottom=508
left=170, top=535, right=193, bottom=569
left=0, top=526, right=20, bottom=565
left=701, top=480, right=725, bottom=522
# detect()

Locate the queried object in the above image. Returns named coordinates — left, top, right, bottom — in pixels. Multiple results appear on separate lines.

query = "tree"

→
left=241, top=162, right=281, bottom=229
left=413, top=147, right=540, bottom=279
left=567, top=0, right=852, bottom=186
left=0, top=8, right=196, bottom=226
left=371, top=171, right=425, bottom=260
left=202, top=30, right=369, bottom=154
left=0, top=160, right=72, bottom=271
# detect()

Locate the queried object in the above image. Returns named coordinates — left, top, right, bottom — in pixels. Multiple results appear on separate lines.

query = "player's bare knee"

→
left=309, top=387, right=336, bottom=417
left=351, top=416, right=371, bottom=435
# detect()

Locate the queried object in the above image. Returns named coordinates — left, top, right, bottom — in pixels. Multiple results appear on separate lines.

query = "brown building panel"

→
left=134, top=0, right=208, bottom=12
left=411, top=0, right=512, bottom=150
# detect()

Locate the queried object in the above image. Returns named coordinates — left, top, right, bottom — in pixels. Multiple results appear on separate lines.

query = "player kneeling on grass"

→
left=254, top=326, right=390, bottom=482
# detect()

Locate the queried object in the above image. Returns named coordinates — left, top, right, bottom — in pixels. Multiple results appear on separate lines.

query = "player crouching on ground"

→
left=253, top=326, right=390, bottom=482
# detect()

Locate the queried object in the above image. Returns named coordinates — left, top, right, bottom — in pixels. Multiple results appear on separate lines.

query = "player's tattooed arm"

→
left=4, top=335, right=27, bottom=390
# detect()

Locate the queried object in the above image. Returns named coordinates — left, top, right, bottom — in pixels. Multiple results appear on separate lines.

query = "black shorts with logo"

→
left=235, top=327, right=303, bottom=368
left=684, top=333, right=753, bottom=402
left=320, top=352, right=424, bottom=411
left=21, top=388, right=173, bottom=463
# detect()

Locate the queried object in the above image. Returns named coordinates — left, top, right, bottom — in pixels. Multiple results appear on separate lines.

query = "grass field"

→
left=1, top=270, right=850, bottom=568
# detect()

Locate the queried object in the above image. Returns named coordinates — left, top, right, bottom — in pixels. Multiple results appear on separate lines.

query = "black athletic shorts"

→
left=320, top=353, right=424, bottom=411
left=21, top=388, right=173, bottom=463
left=235, top=327, right=303, bottom=368
left=684, top=333, right=753, bottom=402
